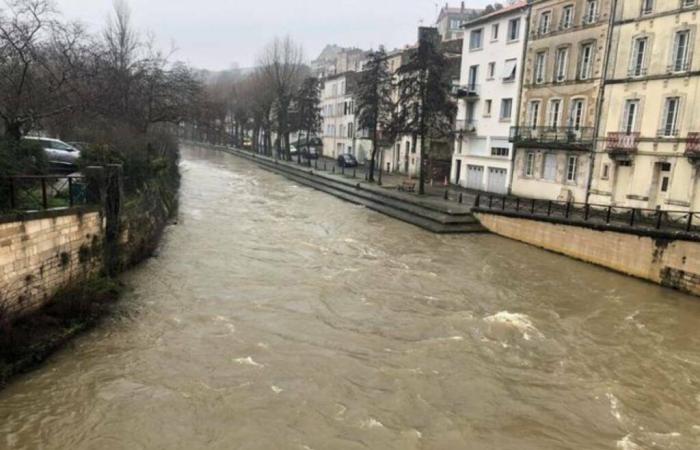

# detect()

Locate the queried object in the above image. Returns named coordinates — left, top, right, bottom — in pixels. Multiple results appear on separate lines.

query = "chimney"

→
left=461, top=2, right=465, bottom=13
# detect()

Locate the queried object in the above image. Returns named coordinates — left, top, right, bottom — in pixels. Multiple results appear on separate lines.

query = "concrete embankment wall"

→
left=0, top=208, right=104, bottom=316
left=477, top=213, right=700, bottom=296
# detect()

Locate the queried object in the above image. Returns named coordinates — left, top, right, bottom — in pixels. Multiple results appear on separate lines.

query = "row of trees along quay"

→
left=189, top=27, right=456, bottom=195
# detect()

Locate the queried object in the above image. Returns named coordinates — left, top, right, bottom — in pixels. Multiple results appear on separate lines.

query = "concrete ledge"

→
left=0, top=206, right=102, bottom=226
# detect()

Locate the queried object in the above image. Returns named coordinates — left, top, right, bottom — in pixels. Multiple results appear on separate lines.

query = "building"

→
left=435, top=2, right=482, bottom=41
left=320, top=72, right=372, bottom=161
left=451, top=1, right=528, bottom=194
left=589, top=0, right=700, bottom=211
left=510, top=0, right=614, bottom=202
left=311, top=45, right=368, bottom=79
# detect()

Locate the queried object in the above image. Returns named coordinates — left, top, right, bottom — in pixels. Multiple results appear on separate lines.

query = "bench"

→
left=398, top=180, right=416, bottom=193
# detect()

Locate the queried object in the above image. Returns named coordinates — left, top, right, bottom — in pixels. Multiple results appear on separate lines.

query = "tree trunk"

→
left=5, top=121, right=23, bottom=142
left=369, top=126, right=378, bottom=182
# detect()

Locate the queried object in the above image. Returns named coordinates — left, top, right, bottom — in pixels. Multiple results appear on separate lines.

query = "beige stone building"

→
left=510, top=0, right=614, bottom=202
left=589, top=0, right=700, bottom=211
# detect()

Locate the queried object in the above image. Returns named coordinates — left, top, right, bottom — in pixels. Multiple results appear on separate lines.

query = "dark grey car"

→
left=24, top=137, right=81, bottom=171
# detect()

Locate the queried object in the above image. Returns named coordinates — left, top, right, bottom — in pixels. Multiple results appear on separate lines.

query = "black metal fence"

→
left=474, top=193, right=700, bottom=235
left=1, top=175, right=91, bottom=214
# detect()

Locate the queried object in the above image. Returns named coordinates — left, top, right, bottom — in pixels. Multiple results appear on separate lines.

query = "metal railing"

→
left=510, top=126, right=595, bottom=147
left=667, top=61, right=691, bottom=73
left=474, top=193, right=700, bottom=235
left=1, top=175, right=91, bottom=214
left=455, top=119, right=478, bottom=133
left=452, top=84, right=480, bottom=98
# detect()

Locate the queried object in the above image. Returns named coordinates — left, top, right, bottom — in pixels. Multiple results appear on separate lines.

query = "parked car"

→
left=23, top=137, right=81, bottom=171
left=337, top=153, right=358, bottom=168
left=289, top=145, right=299, bottom=156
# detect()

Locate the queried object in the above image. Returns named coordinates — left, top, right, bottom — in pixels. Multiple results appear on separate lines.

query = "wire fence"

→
left=474, top=193, right=700, bottom=234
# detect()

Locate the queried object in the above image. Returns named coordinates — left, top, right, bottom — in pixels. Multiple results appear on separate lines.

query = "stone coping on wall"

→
left=0, top=205, right=102, bottom=226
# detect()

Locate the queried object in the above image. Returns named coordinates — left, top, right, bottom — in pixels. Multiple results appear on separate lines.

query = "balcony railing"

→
left=453, top=84, right=480, bottom=99
left=509, top=126, right=595, bottom=148
left=606, top=132, right=640, bottom=158
left=455, top=119, right=478, bottom=134
left=667, top=61, right=691, bottom=73
left=657, top=128, right=680, bottom=138
left=628, top=66, right=647, bottom=77
left=685, top=132, right=700, bottom=161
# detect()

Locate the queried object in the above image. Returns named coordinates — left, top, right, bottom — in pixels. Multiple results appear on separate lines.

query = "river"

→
left=1, top=144, right=699, bottom=450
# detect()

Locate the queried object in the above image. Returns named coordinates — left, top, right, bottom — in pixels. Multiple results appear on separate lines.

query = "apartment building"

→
left=589, top=0, right=700, bottom=211
left=436, top=2, right=482, bottom=41
left=510, top=0, right=614, bottom=202
left=320, top=72, right=372, bottom=161
left=451, top=1, right=528, bottom=194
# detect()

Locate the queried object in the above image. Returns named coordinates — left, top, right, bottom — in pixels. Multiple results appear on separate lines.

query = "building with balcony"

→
left=451, top=1, right=528, bottom=194
left=320, top=72, right=372, bottom=161
left=589, top=0, right=700, bottom=211
left=510, top=0, right=614, bottom=202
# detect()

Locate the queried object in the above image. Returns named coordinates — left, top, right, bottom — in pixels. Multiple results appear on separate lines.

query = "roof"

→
left=461, top=1, right=528, bottom=28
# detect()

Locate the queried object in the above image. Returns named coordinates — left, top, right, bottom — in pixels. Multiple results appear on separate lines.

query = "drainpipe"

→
left=508, top=5, right=532, bottom=195
left=586, top=0, right=619, bottom=204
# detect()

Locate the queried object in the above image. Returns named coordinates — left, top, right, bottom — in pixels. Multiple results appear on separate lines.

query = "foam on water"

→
left=234, top=357, right=264, bottom=368
left=360, top=418, right=384, bottom=429
left=616, top=434, right=642, bottom=450
left=483, top=312, right=544, bottom=341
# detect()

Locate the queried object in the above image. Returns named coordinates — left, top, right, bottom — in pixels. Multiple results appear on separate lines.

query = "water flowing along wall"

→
left=476, top=213, right=700, bottom=296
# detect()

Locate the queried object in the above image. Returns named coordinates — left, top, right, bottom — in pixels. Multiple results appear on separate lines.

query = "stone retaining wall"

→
left=0, top=208, right=104, bottom=316
left=477, top=213, right=700, bottom=296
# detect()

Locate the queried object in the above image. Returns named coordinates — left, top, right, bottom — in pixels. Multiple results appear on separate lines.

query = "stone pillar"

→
left=103, top=164, right=123, bottom=277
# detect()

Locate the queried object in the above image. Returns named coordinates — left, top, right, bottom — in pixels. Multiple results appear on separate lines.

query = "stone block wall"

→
left=477, top=213, right=700, bottom=296
left=0, top=208, right=104, bottom=317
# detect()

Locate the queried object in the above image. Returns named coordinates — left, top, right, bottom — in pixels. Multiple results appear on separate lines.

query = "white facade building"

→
left=451, top=2, right=528, bottom=194
left=320, top=72, right=372, bottom=161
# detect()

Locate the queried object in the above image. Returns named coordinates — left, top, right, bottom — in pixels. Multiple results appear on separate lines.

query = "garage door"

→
left=466, top=165, right=484, bottom=191
left=487, top=168, right=508, bottom=195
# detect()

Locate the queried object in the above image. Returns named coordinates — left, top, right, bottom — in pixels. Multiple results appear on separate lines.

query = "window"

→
left=484, top=99, right=493, bottom=116
left=503, top=59, right=517, bottom=82
left=623, top=99, right=640, bottom=134
left=470, top=29, right=483, bottom=50
left=584, top=0, right=597, bottom=24
left=347, top=122, right=354, bottom=138
left=539, top=11, right=551, bottom=34
left=500, top=98, right=513, bottom=120
left=450, top=19, right=463, bottom=29
left=630, top=37, right=647, bottom=76
left=681, top=0, right=696, bottom=8
left=661, top=97, right=680, bottom=136
left=525, top=152, right=536, bottom=177
left=561, top=5, right=574, bottom=29
left=601, top=163, right=610, bottom=180
left=491, top=147, right=509, bottom=157
left=491, top=23, right=499, bottom=40
left=570, top=99, right=585, bottom=130
left=566, top=155, right=578, bottom=182
left=641, top=0, right=654, bottom=15
left=488, top=62, right=496, bottom=79
left=547, top=99, right=562, bottom=128
left=508, top=18, right=520, bottom=41
left=671, top=30, right=690, bottom=72
left=555, top=47, right=568, bottom=81
left=579, top=43, right=594, bottom=80
left=534, top=51, right=546, bottom=83
left=543, top=153, right=557, bottom=180
left=528, top=101, right=541, bottom=128
left=468, top=65, right=479, bottom=88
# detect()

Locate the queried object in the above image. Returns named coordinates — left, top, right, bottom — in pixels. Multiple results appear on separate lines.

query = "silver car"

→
left=23, top=137, right=81, bottom=171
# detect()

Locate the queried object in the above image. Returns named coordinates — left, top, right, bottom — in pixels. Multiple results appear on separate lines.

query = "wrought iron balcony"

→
left=606, top=132, right=640, bottom=159
left=628, top=66, right=647, bottom=78
left=452, top=84, right=480, bottom=99
left=657, top=128, right=680, bottom=138
left=667, top=61, right=691, bottom=73
left=685, top=132, right=700, bottom=162
left=509, top=126, right=595, bottom=150
left=455, top=119, right=478, bottom=134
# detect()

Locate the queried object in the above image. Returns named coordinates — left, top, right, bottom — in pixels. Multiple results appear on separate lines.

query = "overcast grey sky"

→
left=56, top=0, right=491, bottom=71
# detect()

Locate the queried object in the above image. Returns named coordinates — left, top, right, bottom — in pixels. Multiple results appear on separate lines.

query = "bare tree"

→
left=257, top=36, right=304, bottom=161
left=0, top=0, right=87, bottom=140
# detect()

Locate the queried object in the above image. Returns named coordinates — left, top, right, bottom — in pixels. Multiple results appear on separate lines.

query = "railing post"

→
left=353, top=168, right=356, bottom=178
left=531, top=198, right=536, bottom=214
left=459, top=193, right=463, bottom=204
left=502, top=196, right=506, bottom=211
left=488, top=195, right=493, bottom=209
left=68, top=177, right=74, bottom=207
left=687, top=213, right=694, bottom=232
left=565, top=202, right=571, bottom=219
left=9, top=177, right=16, bottom=209
left=474, top=194, right=481, bottom=208
left=444, top=190, right=449, bottom=200
left=41, top=177, right=48, bottom=209
left=656, top=210, right=663, bottom=229
left=606, top=206, right=612, bottom=223
left=515, top=197, right=520, bottom=212
left=584, top=203, right=590, bottom=221
left=547, top=200, right=552, bottom=216
left=629, top=208, right=636, bottom=227
left=341, top=165, right=345, bottom=175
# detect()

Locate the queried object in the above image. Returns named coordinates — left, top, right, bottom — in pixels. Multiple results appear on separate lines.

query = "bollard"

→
left=353, top=168, right=356, bottom=178
left=459, top=193, right=463, bottom=204
left=332, top=166, right=335, bottom=174
left=474, top=194, right=481, bottom=208
left=444, top=190, right=448, bottom=201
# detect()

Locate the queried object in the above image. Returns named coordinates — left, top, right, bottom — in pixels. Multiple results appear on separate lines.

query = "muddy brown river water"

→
left=1, top=144, right=699, bottom=449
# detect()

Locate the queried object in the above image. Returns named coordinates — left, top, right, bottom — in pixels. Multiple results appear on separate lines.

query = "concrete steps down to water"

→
left=197, top=144, right=484, bottom=234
